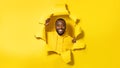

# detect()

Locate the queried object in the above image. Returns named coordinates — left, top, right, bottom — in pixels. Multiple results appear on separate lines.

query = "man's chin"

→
left=56, top=30, right=65, bottom=36
left=58, top=32, right=64, bottom=36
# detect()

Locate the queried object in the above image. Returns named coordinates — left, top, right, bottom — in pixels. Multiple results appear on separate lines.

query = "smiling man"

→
left=55, top=18, right=66, bottom=36
left=46, top=18, right=74, bottom=54
left=35, top=15, right=85, bottom=63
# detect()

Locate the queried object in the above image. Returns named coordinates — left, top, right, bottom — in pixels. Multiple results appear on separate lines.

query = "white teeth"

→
left=59, top=29, right=62, bottom=32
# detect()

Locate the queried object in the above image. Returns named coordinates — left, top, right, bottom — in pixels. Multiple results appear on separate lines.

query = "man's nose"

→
left=60, top=26, right=62, bottom=28
left=58, top=25, right=62, bottom=29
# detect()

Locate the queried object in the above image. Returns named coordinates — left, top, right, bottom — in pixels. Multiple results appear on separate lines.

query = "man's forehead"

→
left=56, top=18, right=66, bottom=24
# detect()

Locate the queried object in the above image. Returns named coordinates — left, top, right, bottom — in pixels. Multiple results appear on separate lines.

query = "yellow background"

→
left=0, top=0, right=120, bottom=68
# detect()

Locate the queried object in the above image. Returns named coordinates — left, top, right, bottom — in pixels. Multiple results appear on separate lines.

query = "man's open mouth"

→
left=58, top=29, right=63, bottom=32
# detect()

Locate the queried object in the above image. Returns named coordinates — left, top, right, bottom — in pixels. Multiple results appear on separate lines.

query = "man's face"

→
left=55, top=18, right=66, bottom=36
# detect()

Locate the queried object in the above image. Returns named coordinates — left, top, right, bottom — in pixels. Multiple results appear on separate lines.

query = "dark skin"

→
left=45, top=18, right=50, bottom=26
left=45, top=18, right=76, bottom=43
left=55, top=18, right=66, bottom=36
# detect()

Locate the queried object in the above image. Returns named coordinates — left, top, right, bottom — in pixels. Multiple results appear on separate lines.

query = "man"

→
left=35, top=17, right=85, bottom=63
left=46, top=18, right=75, bottom=54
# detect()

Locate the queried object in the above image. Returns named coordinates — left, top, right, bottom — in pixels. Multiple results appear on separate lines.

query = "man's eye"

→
left=57, top=25, right=60, bottom=27
left=62, top=27, right=65, bottom=29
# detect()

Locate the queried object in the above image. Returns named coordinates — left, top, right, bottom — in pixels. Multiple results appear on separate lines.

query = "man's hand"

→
left=45, top=18, right=50, bottom=26
left=72, top=37, right=76, bottom=43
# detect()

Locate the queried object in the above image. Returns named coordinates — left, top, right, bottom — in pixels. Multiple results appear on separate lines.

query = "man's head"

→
left=55, top=18, right=66, bottom=36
